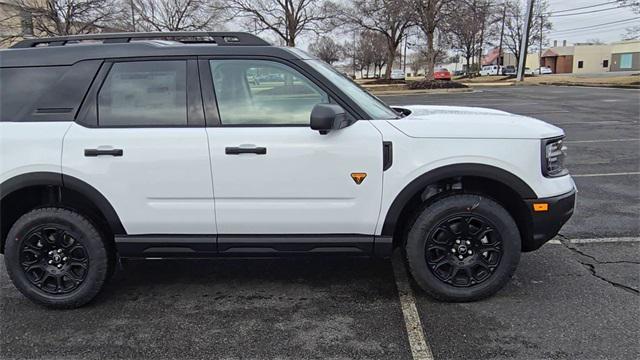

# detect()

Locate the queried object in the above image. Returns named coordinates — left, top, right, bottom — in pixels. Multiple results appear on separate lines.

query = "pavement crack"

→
left=574, top=260, right=639, bottom=296
left=558, top=236, right=639, bottom=295
left=556, top=234, right=640, bottom=265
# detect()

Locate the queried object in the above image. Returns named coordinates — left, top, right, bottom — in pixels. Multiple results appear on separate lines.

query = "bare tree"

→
left=503, top=0, right=552, bottom=65
left=411, top=0, right=453, bottom=79
left=618, top=1, right=640, bottom=39
left=131, top=0, right=222, bottom=31
left=352, top=31, right=387, bottom=77
left=473, top=0, right=495, bottom=73
left=409, top=52, right=427, bottom=75
left=220, top=0, right=336, bottom=47
left=309, top=36, right=343, bottom=64
left=448, top=1, right=483, bottom=74
left=617, top=0, right=640, bottom=12
left=340, top=0, right=413, bottom=79
left=2, top=0, right=121, bottom=39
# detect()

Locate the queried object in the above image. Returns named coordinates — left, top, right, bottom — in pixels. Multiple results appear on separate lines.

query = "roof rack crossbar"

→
left=11, top=32, right=270, bottom=48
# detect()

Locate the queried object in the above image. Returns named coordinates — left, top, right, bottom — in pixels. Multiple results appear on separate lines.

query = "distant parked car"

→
left=535, top=66, right=553, bottom=75
left=434, top=68, right=451, bottom=80
left=390, top=69, right=405, bottom=80
left=247, top=75, right=260, bottom=85
left=479, top=65, right=501, bottom=76
left=452, top=70, right=465, bottom=76
left=502, top=65, right=516, bottom=75
left=503, top=66, right=535, bottom=76
left=257, top=73, right=285, bottom=82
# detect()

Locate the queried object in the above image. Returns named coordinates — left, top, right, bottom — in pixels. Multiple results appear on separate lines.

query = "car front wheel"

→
left=4, top=208, right=109, bottom=308
left=405, top=194, right=521, bottom=302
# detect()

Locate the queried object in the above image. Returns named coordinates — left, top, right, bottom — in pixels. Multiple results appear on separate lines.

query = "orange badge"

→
left=351, top=172, right=367, bottom=184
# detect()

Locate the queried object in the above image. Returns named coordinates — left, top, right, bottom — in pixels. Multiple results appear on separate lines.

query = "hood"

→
left=388, top=105, right=563, bottom=139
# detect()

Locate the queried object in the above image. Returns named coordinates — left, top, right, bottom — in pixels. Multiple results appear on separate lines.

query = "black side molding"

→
left=115, top=235, right=217, bottom=258
left=383, top=141, right=393, bottom=171
left=115, top=234, right=393, bottom=258
left=217, top=235, right=372, bottom=255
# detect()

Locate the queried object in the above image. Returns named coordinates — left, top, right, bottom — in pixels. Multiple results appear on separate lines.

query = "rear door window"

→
left=97, top=61, right=187, bottom=127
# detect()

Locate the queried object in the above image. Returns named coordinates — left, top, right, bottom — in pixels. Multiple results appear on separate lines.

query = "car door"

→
left=201, top=58, right=383, bottom=245
left=62, top=59, right=216, bottom=235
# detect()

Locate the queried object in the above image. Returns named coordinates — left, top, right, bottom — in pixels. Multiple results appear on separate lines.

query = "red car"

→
left=434, top=68, right=451, bottom=80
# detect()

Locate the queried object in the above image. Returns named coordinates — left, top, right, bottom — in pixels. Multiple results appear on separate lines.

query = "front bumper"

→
left=523, top=188, right=576, bottom=251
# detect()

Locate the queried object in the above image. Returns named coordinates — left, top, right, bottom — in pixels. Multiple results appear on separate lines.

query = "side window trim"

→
left=197, top=59, right=221, bottom=127
left=76, top=58, right=203, bottom=128
left=198, top=56, right=357, bottom=127
left=76, top=62, right=112, bottom=128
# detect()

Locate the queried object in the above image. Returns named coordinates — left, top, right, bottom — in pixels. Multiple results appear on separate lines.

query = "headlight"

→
left=541, top=137, right=568, bottom=177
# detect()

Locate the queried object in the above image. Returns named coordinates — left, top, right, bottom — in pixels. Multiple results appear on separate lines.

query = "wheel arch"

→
left=381, top=163, right=537, bottom=247
left=0, top=172, right=126, bottom=253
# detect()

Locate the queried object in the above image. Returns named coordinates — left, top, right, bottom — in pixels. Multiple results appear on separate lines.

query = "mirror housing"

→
left=310, top=103, right=349, bottom=135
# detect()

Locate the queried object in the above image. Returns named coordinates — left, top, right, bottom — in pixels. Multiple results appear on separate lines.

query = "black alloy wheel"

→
left=405, top=194, right=520, bottom=302
left=5, top=208, right=109, bottom=308
left=19, top=226, right=89, bottom=294
left=425, top=214, right=502, bottom=287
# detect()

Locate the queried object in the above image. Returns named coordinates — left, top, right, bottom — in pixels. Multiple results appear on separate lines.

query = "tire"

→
left=4, top=208, right=109, bottom=309
left=405, top=194, right=521, bottom=302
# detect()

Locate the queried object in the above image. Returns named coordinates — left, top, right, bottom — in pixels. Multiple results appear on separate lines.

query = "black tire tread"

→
left=405, top=194, right=521, bottom=302
left=4, top=207, right=109, bottom=309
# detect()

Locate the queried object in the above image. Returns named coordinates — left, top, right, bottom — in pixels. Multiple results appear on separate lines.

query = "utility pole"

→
left=352, top=30, right=357, bottom=78
left=516, top=0, right=535, bottom=82
left=403, top=32, right=408, bottom=74
left=497, top=4, right=506, bottom=71
left=130, top=0, right=136, bottom=32
left=538, top=14, right=543, bottom=74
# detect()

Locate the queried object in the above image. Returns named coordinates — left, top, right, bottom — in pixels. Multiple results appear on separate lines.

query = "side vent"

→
left=383, top=141, right=393, bottom=171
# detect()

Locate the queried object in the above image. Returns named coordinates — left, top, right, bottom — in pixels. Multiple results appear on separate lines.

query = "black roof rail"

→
left=11, top=31, right=270, bottom=48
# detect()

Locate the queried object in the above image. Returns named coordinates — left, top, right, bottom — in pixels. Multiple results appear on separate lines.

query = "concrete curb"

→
left=534, top=82, right=640, bottom=89
left=460, top=82, right=514, bottom=87
left=368, top=88, right=473, bottom=95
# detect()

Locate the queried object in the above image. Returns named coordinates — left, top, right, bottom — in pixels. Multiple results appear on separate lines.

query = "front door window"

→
left=209, top=60, right=329, bottom=126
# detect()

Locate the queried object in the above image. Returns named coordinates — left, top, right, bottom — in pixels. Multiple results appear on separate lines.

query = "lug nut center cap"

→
left=457, top=245, right=468, bottom=254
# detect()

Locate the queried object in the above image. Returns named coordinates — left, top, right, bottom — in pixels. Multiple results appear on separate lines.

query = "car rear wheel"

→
left=405, top=194, right=521, bottom=302
left=4, top=208, right=109, bottom=309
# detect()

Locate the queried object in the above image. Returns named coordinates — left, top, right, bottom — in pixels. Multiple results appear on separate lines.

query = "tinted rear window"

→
left=0, top=67, right=66, bottom=121
left=97, top=61, right=187, bottom=127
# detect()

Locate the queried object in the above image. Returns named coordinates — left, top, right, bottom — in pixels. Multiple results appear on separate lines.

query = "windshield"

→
left=304, top=60, right=399, bottom=120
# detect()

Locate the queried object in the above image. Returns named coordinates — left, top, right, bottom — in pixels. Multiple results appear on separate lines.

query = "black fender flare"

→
left=0, top=171, right=126, bottom=235
left=380, top=163, right=537, bottom=237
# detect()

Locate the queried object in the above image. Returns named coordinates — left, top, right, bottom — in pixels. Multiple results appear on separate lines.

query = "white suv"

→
left=0, top=32, right=576, bottom=308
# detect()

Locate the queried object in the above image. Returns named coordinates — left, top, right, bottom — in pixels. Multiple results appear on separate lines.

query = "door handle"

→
left=225, top=147, right=267, bottom=155
left=84, top=148, right=123, bottom=157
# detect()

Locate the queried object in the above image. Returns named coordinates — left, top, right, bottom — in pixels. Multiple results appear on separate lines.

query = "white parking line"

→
left=572, top=172, right=640, bottom=178
left=392, top=252, right=434, bottom=360
left=557, top=120, right=623, bottom=125
left=548, top=237, right=640, bottom=244
left=567, top=138, right=640, bottom=143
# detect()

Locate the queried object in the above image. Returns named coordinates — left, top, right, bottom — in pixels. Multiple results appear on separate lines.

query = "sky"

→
left=228, top=0, right=638, bottom=51
left=546, top=0, right=638, bottom=45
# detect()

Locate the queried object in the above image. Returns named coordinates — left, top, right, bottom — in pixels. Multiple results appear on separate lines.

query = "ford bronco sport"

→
left=0, top=32, right=576, bottom=308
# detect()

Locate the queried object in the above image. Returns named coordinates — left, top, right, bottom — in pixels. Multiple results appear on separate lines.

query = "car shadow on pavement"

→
left=1, top=257, right=412, bottom=359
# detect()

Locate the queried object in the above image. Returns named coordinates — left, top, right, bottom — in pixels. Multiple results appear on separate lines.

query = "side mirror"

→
left=310, top=103, right=349, bottom=135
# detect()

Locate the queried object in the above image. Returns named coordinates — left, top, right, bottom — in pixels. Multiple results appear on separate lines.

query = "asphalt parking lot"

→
left=1, top=85, right=638, bottom=359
